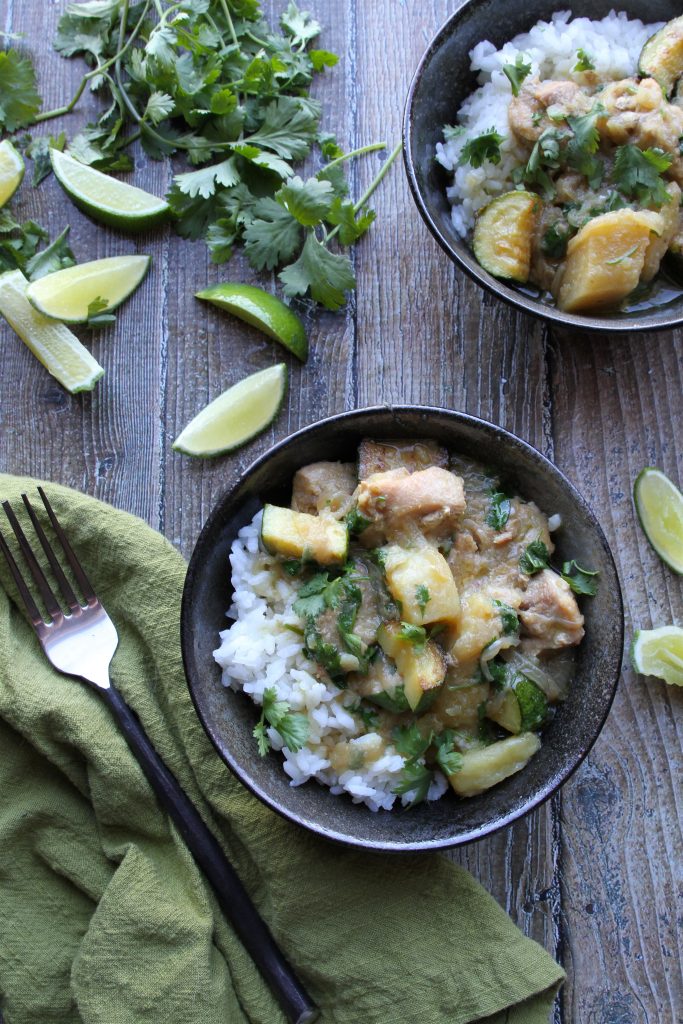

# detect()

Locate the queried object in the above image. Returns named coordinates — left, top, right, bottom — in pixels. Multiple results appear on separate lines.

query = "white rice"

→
left=435, top=10, right=663, bottom=237
left=213, top=511, right=449, bottom=812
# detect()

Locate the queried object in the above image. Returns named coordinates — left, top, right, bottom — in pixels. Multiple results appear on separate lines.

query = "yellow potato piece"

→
left=449, top=592, right=500, bottom=669
left=383, top=545, right=460, bottom=624
left=554, top=209, right=663, bottom=313
left=448, top=733, right=541, bottom=797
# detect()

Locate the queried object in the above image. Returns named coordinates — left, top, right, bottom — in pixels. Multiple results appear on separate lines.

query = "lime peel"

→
left=196, top=283, right=308, bottom=362
left=173, top=363, right=287, bottom=458
left=631, top=625, right=683, bottom=687
left=634, top=467, right=683, bottom=574
left=50, top=149, right=169, bottom=232
left=0, top=269, right=104, bottom=393
left=26, top=255, right=150, bottom=323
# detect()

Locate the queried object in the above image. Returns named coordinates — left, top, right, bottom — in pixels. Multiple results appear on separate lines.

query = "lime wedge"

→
left=173, top=363, right=287, bottom=457
left=0, top=140, right=24, bottom=208
left=50, top=149, right=170, bottom=232
left=633, top=467, right=683, bottom=574
left=0, top=269, right=103, bottom=392
left=631, top=626, right=683, bottom=686
left=26, top=255, right=150, bottom=323
left=196, top=283, right=308, bottom=361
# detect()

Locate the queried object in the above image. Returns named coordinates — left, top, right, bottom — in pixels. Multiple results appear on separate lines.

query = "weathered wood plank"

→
left=549, top=326, right=683, bottom=1023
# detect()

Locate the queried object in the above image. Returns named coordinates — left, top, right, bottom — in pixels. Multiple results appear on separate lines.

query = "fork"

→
left=0, top=488, right=318, bottom=1024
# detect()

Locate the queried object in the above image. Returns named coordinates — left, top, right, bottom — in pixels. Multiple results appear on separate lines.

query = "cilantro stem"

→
left=326, top=140, right=401, bottom=242
left=218, top=0, right=240, bottom=47
left=324, top=141, right=387, bottom=171
left=34, top=0, right=151, bottom=124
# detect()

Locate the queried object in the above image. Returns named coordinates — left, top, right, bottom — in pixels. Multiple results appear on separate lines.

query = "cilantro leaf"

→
left=309, top=50, right=338, bottom=72
left=276, top=174, right=334, bottom=226
left=206, top=218, right=237, bottom=263
left=486, top=491, right=511, bottom=530
left=326, top=197, right=376, bottom=245
left=566, top=106, right=604, bottom=188
left=392, top=722, right=432, bottom=759
left=520, top=540, right=550, bottom=575
left=346, top=505, right=372, bottom=536
left=398, top=622, right=427, bottom=650
left=560, top=560, right=599, bottom=596
left=493, top=599, right=519, bottom=635
left=243, top=197, right=302, bottom=271
left=254, top=686, right=310, bottom=755
left=574, top=49, right=595, bottom=72
left=86, top=295, right=116, bottom=328
left=253, top=719, right=270, bottom=757
left=502, top=53, right=532, bottom=97
left=348, top=700, right=379, bottom=730
left=541, top=220, right=571, bottom=258
left=174, top=157, right=240, bottom=200
left=280, top=1, right=321, bottom=48
left=415, top=584, right=430, bottom=617
left=457, top=128, right=505, bottom=168
left=434, top=730, right=464, bottom=775
left=393, top=761, right=433, bottom=806
left=243, top=96, right=320, bottom=160
left=26, top=133, right=66, bottom=186
left=279, top=231, right=355, bottom=310
left=612, top=144, right=673, bottom=207
left=443, top=124, right=465, bottom=142
left=144, top=90, right=175, bottom=125
left=293, top=572, right=329, bottom=619
left=24, top=226, right=75, bottom=281
left=0, top=49, right=41, bottom=130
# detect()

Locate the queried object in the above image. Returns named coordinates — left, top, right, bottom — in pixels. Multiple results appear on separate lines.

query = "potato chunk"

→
left=448, top=733, right=541, bottom=797
left=383, top=545, right=460, bottom=625
left=553, top=208, right=664, bottom=312
left=377, top=621, right=446, bottom=712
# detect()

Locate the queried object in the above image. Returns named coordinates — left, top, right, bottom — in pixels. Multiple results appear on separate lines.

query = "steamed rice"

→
left=213, top=511, right=449, bottom=811
left=435, top=10, right=663, bottom=237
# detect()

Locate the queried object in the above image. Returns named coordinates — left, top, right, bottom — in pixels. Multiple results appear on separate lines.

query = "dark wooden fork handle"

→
left=101, top=683, right=319, bottom=1024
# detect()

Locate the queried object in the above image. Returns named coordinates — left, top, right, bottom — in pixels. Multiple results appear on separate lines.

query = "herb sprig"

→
left=253, top=686, right=309, bottom=755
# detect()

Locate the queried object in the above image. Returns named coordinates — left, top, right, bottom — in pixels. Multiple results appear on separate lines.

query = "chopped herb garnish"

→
left=282, top=559, right=303, bottom=577
left=566, top=106, right=604, bottom=188
left=346, top=504, right=372, bottom=536
left=612, top=145, right=672, bottom=208
left=392, top=722, right=432, bottom=759
left=349, top=700, right=379, bottom=730
left=493, top=599, right=520, bottom=636
left=415, top=584, right=431, bottom=616
left=520, top=539, right=551, bottom=575
left=574, top=49, right=596, bottom=72
left=434, top=730, right=464, bottom=775
left=486, top=491, right=511, bottom=530
left=393, top=761, right=434, bottom=806
left=399, top=622, right=427, bottom=650
left=293, top=572, right=330, bottom=619
left=502, top=54, right=532, bottom=97
left=86, top=296, right=116, bottom=329
left=514, top=127, right=567, bottom=198
left=560, top=560, right=599, bottom=596
left=541, top=221, right=572, bottom=259
left=443, top=124, right=465, bottom=141
left=457, top=128, right=505, bottom=169
left=254, top=686, right=309, bottom=756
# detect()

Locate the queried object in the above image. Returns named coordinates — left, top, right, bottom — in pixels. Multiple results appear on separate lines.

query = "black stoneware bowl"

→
left=181, top=407, right=624, bottom=852
left=403, top=0, right=683, bottom=332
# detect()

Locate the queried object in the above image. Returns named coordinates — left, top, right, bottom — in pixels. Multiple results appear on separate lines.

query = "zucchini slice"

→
left=377, top=621, right=446, bottom=713
left=473, top=190, right=540, bottom=284
left=261, top=505, right=348, bottom=565
left=448, top=732, right=541, bottom=797
left=639, top=15, right=683, bottom=97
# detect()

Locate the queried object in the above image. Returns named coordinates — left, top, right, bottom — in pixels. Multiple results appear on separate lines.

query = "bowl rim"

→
left=181, top=404, right=624, bottom=851
left=402, top=0, right=683, bottom=334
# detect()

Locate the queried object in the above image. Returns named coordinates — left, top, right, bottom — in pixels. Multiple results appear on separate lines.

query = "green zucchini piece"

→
left=487, top=690, right=522, bottom=733
left=639, top=15, right=683, bottom=97
left=261, top=504, right=348, bottom=565
left=448, top=732, right=541, bottom=797
left=473, top=190, right=540, bottom=284
left=377, top=621, right=446, bottom=712
left=366, top=682, right=438, bottom=716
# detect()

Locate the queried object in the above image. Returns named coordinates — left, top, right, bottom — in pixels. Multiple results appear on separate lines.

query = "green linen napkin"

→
left=0, top=474, right=564, bottom=1024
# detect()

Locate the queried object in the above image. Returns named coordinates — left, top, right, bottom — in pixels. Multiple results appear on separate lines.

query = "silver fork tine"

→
left=2, top=501, right=63, bottom=621
left=0, top=526, right=45, bottom=629
left=38, top=487, right=96, bottom=603
left=22, top=493, right=81, bottom=613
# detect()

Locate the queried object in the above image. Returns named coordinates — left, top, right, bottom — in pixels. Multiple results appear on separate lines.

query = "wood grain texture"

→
left=0, top=2, right=680, bottom=1022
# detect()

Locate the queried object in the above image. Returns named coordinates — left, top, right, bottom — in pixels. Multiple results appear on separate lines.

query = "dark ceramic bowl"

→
left=403, top=0, right=683, bottom=332
left=181, top=407, right=624, bottom=851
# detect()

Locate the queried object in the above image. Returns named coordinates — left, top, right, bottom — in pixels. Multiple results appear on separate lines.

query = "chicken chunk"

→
left=508, top=79, right=592, bottom=144
left=519, top=569, right=584, bottom=649
left=357, top=438, right=448, bottom=479
left=356, top=466, right=465, bottom=541
left=291, top=461, right=357, bottom=519
left=598, top=77, right=683, bottom=182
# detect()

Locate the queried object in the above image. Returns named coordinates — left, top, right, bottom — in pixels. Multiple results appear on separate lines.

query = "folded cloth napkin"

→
left=0, top=474, right=564, bottom=1024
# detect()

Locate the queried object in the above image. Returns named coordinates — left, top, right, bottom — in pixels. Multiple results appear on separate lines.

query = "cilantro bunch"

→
left=2, top=0, right=399, bottom=311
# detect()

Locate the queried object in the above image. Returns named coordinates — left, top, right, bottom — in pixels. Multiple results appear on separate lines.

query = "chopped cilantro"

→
left=86, top=296, right=116, bottom=329
left=612, top=145, right=673, bottom=208
left=574, top=49, right=595, bottom=72
left=415, top=584, right=431, bottom=617
left=560, top=559, right=599, bottom=596
left=541, top=221, right=572, bottom=259
left=282, top=559, right=303, bottom=577
left=502, top=54, right=532, bottom=97
left=253, top=686, right=309, bottom=755
left=293, top=573, right=330, bottom=619
left=434, top=730, right=464, bottom=775
left=520, top=539, right=550, bottom=575
left=486, top=491, right=511, bottom=530
left=457, top=128, right=505, bottom=169
left=399, top=622, right=427, bottom=650
left=493, top=600, right=519, bottom=636
left=349, top=700, right=379, bottom=730
left=393, top=761, right=434, bottom=806
left=0, top=49, right=42, bottom=131
left=392, top=722, right=432, bottom=759
left=443, top=124, right=465, bottom=141
left=566, top=106, right=604, bottom=188
left=346, top=504, right=372, bottom=536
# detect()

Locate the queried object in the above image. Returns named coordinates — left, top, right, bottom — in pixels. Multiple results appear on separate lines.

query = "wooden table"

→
left=2, top=2, right=681, bottom=1020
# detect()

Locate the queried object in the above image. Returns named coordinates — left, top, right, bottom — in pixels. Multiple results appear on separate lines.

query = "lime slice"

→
left=26, top=255, right=150, bottom=323
left=173, top=363, right=287, bottom=457
left=0, top=269, right=103, bottom=393
left=633, top=467, right=683, bottom=574
left=50, top=149, right=170, bottom=232
left=0, top=140, right=24, bottom=208
left=631, top=626, right=683, bottom=686
left=196, top=283, right=308, bottom=361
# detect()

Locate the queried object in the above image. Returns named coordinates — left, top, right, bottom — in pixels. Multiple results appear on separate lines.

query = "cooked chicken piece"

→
left=357, top=438, right=448, bottom=479
left=508, top=79, right=592, bottom=143
left=356, top=466, right=465, bottom=541
left=598, top=78, right=683, bottom=182
left=291, top=461, right=357, bottom=519
left=519, top=569, right=584, bottom=649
